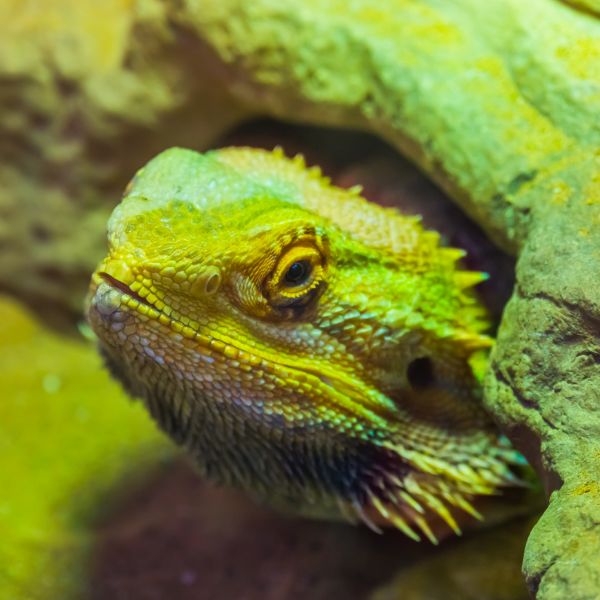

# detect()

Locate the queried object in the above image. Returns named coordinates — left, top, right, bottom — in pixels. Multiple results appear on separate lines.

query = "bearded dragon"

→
left=87, top=146, right=525, bottom=544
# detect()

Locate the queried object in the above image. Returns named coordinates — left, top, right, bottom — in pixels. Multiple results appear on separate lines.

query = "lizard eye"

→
left=265, top=242, right=326, bottom=309
left=284, top=260, right=312, bottom=286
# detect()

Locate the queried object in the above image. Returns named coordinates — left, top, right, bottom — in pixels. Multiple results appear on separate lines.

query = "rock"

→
left=0, top=0, right=245, bottom=328
left=371, top=517, right=533, bottom=600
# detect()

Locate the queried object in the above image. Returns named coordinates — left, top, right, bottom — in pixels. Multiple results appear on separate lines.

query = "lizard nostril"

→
left=407, top=357, right=435, bottom=389
left=204, top=269, right=221, bottom=295
left=190, top=267, right=222, bottom=297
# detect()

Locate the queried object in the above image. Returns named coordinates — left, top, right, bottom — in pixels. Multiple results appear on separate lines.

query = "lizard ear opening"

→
left=407, top=357, right=436, bottom=389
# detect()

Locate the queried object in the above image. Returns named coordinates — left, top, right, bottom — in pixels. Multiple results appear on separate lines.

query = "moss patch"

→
left=0, top=296, right=175, bottom=599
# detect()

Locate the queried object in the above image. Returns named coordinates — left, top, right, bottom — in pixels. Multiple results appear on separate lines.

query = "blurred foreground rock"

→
left=1, top=0, right=599, bottom=597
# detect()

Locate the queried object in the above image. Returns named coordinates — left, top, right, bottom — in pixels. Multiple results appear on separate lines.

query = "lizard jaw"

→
left=90, top=270, right=402, bottom=425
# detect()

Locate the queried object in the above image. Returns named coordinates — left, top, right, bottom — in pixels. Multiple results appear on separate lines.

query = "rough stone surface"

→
left=2, top=1, right=600, bottom=597
left=0, top=0, right=245, bottom=328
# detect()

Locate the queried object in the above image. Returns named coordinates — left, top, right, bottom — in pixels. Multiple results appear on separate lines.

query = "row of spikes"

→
left=338, top=462, right=504, bottom=543
left=336, top=440, right=526, bottom=543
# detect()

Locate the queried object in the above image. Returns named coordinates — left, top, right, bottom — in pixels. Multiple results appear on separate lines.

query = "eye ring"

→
left=284, top=260, right=312, bottom=287
left=264, top=240, right=326, bottom=311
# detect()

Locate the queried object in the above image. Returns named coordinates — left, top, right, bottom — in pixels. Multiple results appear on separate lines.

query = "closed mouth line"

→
left=99, top=272, right=156, bottom=311
left=98, top=271, right=219, bottom=341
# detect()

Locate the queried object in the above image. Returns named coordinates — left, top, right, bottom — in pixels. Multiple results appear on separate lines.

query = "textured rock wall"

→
left=0, top=0, right=246, bottom=327
left=2, top=1, right=599, bottom=597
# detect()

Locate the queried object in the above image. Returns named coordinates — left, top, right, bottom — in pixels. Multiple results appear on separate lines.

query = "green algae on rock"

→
left=0, top=297, right=175, bottom=600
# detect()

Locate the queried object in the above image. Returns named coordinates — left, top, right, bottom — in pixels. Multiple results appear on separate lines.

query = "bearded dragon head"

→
left=87, top=146, right=521, bottom=542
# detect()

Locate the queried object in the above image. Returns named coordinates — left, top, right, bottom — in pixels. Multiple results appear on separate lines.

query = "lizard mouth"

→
left=97, top=272, right=156, bottom=310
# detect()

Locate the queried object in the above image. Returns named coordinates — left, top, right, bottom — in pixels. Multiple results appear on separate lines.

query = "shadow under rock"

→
left=89, top=458, right=436, bottom=600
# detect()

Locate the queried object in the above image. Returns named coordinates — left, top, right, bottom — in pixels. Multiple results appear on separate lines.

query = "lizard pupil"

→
left=284, top=260, right=311, bottom=286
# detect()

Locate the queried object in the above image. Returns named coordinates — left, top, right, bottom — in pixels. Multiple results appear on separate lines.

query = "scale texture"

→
left=88, top=146, right=522, bottom=542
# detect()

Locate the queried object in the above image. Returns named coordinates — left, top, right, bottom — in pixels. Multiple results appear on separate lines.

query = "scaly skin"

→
left=87, top=146, right=522, bottom=543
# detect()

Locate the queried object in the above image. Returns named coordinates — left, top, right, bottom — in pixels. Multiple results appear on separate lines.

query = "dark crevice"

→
left=515, top=285, right=600, bottom=350
left=526, top=560, right=554, bottom=596
left=491, top=363, right=558, bottom=432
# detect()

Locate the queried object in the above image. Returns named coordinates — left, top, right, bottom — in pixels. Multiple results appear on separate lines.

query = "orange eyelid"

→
left=266, top=240, right=327, bottom=304
left=272, top=244, right=322, bottom=282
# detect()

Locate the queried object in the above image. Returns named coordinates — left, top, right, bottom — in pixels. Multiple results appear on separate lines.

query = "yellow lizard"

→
left=87, top=146, right=525, bottom=544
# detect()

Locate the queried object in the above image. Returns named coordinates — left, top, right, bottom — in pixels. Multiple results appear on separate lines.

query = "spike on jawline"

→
left=412, top=515, right=439, bottom=545
left=398, top=491, right=425, bottom=515
left=336, top=497, right=359, bottom=525
left=380, top=479, right=425, bottom=516
left=351, top=497, right=383, bottom=534
left=420, top=493, right=462, bottom=536
left=365, top=487, right=390, bottom=520
left=385, top=508, right=421, bottom=542
left=363, top=484, right=422, bottom=541
left=457, top=498, right=484, bottom=522
left=444, top=492, right=484, bottom=521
